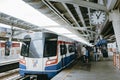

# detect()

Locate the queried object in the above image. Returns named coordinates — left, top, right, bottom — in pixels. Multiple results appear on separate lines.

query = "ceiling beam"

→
left=27, top=1, right=43, bottom=9
left=74, top=5, right=90, bottom=39
left=62, top=3, right=86, bottom=35
left=48, top=0, right=108, bottom=11
left=72, top=27, right=97, bottom=34
left=0, top=13, right=38, bottom=29
left=74, top=5, right=86, bottom=29
left=28, top=1, right=66, bottom=24
left=62, top=3, right=80, bottom=27
left=42, top=0, right=72, bottom=25
left=106, top=0, right=118, bottom=10
left=87, top=0, right=93, bottom=40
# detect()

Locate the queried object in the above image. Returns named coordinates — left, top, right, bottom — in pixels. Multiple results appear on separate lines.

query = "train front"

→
left=19, top=32, right=58, bottom=79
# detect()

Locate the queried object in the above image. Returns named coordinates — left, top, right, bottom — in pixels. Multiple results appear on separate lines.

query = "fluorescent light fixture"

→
left=0, top=23, right=11, bottom=29
left=64, top=34, right=78, bottom=38
left=64, top=34, right=93, bottom=46
left=0, top=0, right=59, bottom=26
left=0, top=23, right=25, bottom=30
left=46, top=27, right=72, bottom=34
left=64, top=33, right=90, bottom=45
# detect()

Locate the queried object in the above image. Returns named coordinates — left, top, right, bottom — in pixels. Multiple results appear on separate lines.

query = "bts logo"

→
left=32, top=60, right=38, bottom=67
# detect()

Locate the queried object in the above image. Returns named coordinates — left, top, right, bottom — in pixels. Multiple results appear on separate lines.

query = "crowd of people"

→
left=80, top=45, right=108, bottom=63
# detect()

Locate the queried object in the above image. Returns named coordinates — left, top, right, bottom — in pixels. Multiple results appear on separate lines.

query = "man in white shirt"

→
left=81, top=45, right=86, bottom=63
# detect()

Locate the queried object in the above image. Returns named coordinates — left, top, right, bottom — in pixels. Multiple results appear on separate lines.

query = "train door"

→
left=68, top=44, right=75, bottom=60
left=60, top=42, right=67, bottom=67
left=20, top=38, right=30, bottom=57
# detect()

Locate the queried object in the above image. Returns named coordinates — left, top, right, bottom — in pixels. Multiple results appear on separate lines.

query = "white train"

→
left=19, top=32, right=77, bottom=79
left=0, top=40, right=21, bottom=65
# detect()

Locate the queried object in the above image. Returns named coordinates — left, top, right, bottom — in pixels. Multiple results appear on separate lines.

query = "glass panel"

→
left=21, top=38, right=31, bottom=57
left=68, top=44, right=75, bottom=53
left=60, top=44, right=67, bottom=55
left=29, top=40, right=43, bottom=58
left=43, top=38, right=57, bottom=57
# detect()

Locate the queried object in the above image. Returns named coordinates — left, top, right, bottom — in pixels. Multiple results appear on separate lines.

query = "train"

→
left=19, top=32, right=78, bottom=79
left=0, top=26, right=22, bottom=66
left=0, top=40, right=21, bottom=65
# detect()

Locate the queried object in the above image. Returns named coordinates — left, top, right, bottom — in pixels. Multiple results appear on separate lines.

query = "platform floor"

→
left=0, top=58, right=19, bottom=66
left=52, top=60, right=120, bottom=80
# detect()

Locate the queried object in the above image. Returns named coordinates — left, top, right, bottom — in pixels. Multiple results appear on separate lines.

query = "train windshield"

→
left=21, top=38, right=31, bottom=57
left=43, top=37, right=58, bottom=57
left=21, top=38, right=43, bottom=58
left=30, top=40, right=43, bottom=58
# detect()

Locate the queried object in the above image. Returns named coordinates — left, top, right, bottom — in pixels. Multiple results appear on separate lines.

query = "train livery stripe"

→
left=12, top=43, right=20, bottom=47
left=19, top=59, right=26, bottom=65
left=58, top=41, right=73, bottom=44
left=46, top=46, right=59, bottom=66
left=0, top=42, right=20, bottom=47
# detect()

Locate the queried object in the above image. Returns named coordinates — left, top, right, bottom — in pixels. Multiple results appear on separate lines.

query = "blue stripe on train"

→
left=19, top=64, right=26, bottom=76
left=19, top=64, right=26, bottom=69
left=70, top=54, right=76, bottom=60
left=64, top=56, right=70, bottom=66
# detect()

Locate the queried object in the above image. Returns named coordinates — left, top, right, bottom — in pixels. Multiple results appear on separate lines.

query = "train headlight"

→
left=19, top=59, right=26, bottom=65
left=46, top=59, right=57, bottom=66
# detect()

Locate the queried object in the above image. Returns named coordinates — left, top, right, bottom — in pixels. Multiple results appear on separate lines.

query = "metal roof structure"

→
left=0, top=0, right=120, bottom=44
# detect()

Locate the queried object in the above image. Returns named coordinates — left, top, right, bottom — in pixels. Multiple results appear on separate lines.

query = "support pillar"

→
left=109, top=10, right=120, bottom=53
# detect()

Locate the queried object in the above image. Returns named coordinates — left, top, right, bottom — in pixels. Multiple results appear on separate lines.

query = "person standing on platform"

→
left=101, top=45, right=108, bottom=60
left=85, top=46, right=89, bottom=63
left=93, top=45, right=98, bottom=61
left=81, top=45, right=86, bottom=63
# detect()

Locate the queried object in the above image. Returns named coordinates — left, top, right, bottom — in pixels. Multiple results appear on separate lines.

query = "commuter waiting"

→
left=81, top=45, right=86, bottom=63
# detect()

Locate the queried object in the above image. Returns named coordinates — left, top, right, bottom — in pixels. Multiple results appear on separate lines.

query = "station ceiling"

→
left=0, top=0, right=120, bottom=44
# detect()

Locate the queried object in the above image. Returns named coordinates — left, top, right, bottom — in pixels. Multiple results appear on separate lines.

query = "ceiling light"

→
left=0, top=0, right=59, bottom=26
left=0, top=23, right=11, bottom=29
left=46, top=27, right=72, bottom=34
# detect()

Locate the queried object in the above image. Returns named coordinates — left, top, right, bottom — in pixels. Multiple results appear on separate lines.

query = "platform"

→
left=52, top=60, right=120, bottom=80
left=0, top=58, right=19, bottom=66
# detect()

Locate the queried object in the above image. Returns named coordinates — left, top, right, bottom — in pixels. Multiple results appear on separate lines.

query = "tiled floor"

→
left=52, top=60, right=120, bottom=80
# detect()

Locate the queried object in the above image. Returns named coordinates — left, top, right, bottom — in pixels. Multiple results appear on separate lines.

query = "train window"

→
left=68, top=44, right=75, bottom=53
left=60, top=44, right=67, bottom=55
left=21, top=38, right=31, bottom=57
left=43, top=38, right=57, bottom=57
left=29, top=40, right=44, bottom=58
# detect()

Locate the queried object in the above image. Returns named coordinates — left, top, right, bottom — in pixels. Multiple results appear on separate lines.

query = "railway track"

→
left=0, top=68, right=31, bottom=80
left=0, top=69, right=47, bottom=80
left=0, top=68, right=20, bottom=80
